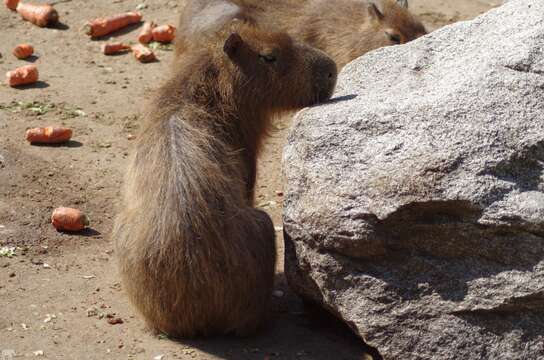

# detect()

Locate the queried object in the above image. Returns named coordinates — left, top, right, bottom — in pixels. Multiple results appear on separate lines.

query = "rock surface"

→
left=282, top=1, right=544, bottom=359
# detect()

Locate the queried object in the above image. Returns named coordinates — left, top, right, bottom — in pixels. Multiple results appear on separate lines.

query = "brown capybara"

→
left=112, top=3, right=337, bottom=338
left=176, top=0, right=427, bottom=68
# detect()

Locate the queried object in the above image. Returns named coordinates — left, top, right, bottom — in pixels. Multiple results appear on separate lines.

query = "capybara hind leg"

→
left=230, top=208, right=276, bottom=336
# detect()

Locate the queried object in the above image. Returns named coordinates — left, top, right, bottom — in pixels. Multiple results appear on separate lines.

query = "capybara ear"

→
left=186, top=0, right=242, bottom=36
left=397, top=0, right=409, bottom=8
left=367, top=3, right=384, bottom=21
left=224, top=32, right=243, bottom=59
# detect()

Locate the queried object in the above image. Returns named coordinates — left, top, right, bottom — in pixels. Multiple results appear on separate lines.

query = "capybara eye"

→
left=386, top=32, right=401, bottom=44
left=259, top=54, right=277, bottom=63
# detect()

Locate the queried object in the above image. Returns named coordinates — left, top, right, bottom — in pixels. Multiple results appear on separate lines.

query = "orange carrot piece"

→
left=138, top=21, right=156, bottom=44
left=12, top=43, right=34, bottom=59
left=83, top=12, right=142, bottom=38
left=16, top=3, right=59, bottom=27
left=6, top=64, right=38, bottom=87
left=131, top=44, right=156, bottom=63
left=152, top=24, right=176, bottom=43
left=51, top=207, right=89, bottom=232
left=25, top=127, right=72, bottom=144
left=102, top=42, right=131, bottom=55
left=4, top=0, right=19, bottom=11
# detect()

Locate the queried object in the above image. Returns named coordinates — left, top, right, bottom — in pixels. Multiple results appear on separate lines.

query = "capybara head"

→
left=295, top=0, right=427, bottom=68
left=175, top=0, right=337, bottom=111
left=222, top=21, right=338, bottom=111
left=369, top=0, right=427, bottom=46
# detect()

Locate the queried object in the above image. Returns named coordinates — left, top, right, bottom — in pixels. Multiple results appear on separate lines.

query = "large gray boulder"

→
left=282, top=1, right=544, bottom=359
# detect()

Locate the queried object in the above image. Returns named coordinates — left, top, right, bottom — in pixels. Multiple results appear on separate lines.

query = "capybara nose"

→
left=299, top=44, right=338, bottom=104
left=317, top=57, right=338, bottom=102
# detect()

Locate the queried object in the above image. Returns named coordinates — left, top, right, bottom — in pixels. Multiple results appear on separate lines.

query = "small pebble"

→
left=43, top=314, right=56, bottom=323
left=86, top=306, right=98, bottom=317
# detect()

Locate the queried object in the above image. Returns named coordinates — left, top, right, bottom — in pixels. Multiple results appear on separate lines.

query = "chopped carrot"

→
left=51, top=207, right=89, bottom=232
left=131, top=44, right=156, bottom=63
left=25, top=127, right=72, bottom=144
left=6, top=64, right=38, bottom=87
left=138, top=21, right=156, bottom=44
left=83, top=12, right=142, bottom=38
left=4, top=0, right=19, bottom=11
left=152, top=24, right=176, bottom=43
left=16, top=2, right=59, bottom=27
left=12, top=43, right=34, bottom=59
left=102, top=42, right=131, bottom=55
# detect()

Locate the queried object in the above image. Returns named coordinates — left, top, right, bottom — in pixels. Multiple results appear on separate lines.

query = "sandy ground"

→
left=0, top=1, right=499, bottom=359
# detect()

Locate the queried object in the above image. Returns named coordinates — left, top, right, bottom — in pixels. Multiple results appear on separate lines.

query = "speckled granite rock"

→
left=282, top=1, right=544, bottom=358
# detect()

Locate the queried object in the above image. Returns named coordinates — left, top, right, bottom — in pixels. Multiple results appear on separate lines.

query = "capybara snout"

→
left=287, top=42, right=338, bottom=106
left=305, top=45, right=338, bottom=103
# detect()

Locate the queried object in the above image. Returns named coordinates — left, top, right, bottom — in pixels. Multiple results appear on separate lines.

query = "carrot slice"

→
left=51, top=207, right=89, bottom=231
left=13, top=43, right=34, bottom=59
left=138, top=21, right=156, bottom=44
left=26, top=127, right=72, bottom=144
left=83, top=12, right=142, bottom=38
left=102, top=43, right=131, bottom=55
left=152, top=24, right=176, bottom=43
left=16, top=3, right=59, bottom=27
left=6, top=64, right=38, bottom=87
left=4, top=0, right=20, bottom=11
left=131, top=44, right=156, bottom=63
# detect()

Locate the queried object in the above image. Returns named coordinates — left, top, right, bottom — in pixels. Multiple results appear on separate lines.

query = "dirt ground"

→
left=0, top=1, right=499, bottom=359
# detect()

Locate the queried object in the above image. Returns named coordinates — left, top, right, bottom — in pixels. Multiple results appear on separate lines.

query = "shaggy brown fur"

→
left=176, top=0, right=427, bottom=68
left=112, top=15, right=337, bottom=338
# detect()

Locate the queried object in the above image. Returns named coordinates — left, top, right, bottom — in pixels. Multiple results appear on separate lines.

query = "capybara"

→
left=176, top=0, right=427, bottom=68
left=112, top=2, right=337, bottom=338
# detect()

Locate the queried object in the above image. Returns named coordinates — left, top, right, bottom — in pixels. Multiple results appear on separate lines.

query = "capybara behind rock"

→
left=112, top=3, right=337, bottom=338
left=176, top=0, right=427, bottom=68
left=289, top=0, right=427, bottom=68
